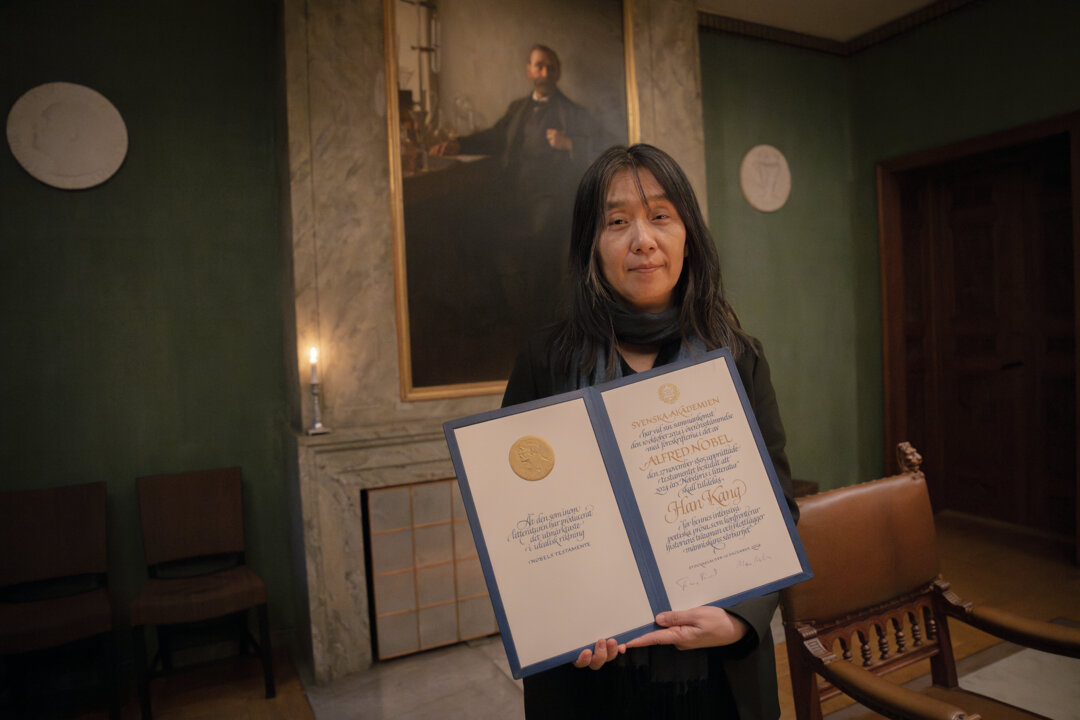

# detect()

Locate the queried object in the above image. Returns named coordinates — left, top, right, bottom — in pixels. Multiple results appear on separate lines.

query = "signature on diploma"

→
left=736, top=551, right=772, bottom=568
left=675, top=567, right=720, bottom=591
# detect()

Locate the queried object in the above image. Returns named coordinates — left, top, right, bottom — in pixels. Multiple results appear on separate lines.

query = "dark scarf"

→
left=575, top=300, right=706, bottom=388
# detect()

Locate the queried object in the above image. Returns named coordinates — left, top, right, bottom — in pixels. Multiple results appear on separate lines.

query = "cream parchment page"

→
left=600, top=359, right=803, bottom=609
left=452, top=398, right=653, bottom=668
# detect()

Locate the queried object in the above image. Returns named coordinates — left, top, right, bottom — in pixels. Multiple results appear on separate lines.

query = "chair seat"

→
left=131, top=565, right=266, bottom=626
left=0, top=588, right=112, bottom=654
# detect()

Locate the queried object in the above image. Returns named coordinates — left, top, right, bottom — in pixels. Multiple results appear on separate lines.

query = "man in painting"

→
left=430, top=44, right=594, bottom=188
left=429, top=44, right=596, bottom=335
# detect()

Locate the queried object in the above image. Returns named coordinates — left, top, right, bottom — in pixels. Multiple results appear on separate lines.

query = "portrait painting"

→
left=386, top=0, right=636, bottom=399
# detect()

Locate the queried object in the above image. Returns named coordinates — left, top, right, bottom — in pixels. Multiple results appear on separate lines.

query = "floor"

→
left=53, top=511, right=1080, bottom=719
left=959, top=643, right=1080, bottom=719
left=305, top=635, right=522, bottom=720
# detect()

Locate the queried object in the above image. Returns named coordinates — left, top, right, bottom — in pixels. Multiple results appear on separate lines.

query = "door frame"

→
left=877, top=111, right=1080, bottom=561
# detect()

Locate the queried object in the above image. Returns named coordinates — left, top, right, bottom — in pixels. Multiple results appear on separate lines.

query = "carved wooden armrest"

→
left=800, top=634, right=978, bottom=720
left=934, top=581, right=1080, bottom=658
left=818, top=659, right=977, bottom=720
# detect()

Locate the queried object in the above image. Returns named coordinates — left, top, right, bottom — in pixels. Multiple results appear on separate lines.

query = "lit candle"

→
left=309, top=347, right=319, bottom=384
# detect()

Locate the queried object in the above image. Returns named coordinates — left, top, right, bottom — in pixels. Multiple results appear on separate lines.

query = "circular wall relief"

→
left=6, top=82, right=128, bottom=190
left=739, top=144, right=791, bottom=212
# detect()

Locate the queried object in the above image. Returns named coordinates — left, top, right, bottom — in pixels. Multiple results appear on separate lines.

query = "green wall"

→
left=700, top=0, right=1080, bottom=489
left=0, top=0, right=295, bottom=646
left=701, top=33, right=858, bottom=489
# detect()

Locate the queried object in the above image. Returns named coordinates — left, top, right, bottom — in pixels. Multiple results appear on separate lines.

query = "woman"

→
left=502, top=144, right=796, bottom=719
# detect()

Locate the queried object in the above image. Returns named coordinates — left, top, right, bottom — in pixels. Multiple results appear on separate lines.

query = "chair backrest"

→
left=780, top=449, right=955, bottom=712
left=0, top=482, right=108, bottom=587
left=782, top=470, right=940, bottom=625
left=136, top=466, right=245, bottom=567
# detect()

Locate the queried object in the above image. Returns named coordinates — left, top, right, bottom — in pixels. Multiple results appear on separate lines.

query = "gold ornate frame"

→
left=384, top=0, right=640, bottom=401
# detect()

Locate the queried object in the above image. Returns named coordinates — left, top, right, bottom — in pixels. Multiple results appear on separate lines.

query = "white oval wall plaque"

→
left=739, top=144, right=791, bottom=212
left=6, top=82, right=128, bottom=190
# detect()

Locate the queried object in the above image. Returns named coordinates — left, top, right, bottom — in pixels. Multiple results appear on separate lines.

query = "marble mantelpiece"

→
left=294, top=420, right=460, bottom=685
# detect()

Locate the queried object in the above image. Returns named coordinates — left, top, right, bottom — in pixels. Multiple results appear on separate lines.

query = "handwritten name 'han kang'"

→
left=639, top=433, right=734, bottom=472
left=664, top=480, right=746, bottom=524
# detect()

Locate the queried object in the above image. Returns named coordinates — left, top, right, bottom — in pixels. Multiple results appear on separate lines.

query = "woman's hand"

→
left=570, top=606, right=749, bottom=669
left=573, top=637, right=623, bottom=670
left=623, top=607, right=749, bottom=651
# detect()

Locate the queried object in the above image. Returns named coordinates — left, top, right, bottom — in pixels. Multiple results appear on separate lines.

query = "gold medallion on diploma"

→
left=509, top=436, right=555, bottom=481
left=658, top=383, right=680, bottom=404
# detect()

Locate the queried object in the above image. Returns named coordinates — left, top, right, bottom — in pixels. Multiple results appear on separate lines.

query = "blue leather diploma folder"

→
left=443, top=348, right=811, bottom=679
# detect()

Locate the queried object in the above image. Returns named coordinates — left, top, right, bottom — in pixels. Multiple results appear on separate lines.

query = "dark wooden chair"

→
left=130, top=466, right=274, bottom=719
left=781, top=443, right=1080, bottom=720
left=0, top=481, right=120, bottom=719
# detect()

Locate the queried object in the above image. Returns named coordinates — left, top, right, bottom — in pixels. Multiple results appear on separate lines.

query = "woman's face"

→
left=597, top=167, right=686, bottom=314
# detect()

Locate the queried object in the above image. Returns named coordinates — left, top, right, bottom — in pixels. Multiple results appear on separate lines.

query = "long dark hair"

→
left=551, top=143, right=753, bottom=377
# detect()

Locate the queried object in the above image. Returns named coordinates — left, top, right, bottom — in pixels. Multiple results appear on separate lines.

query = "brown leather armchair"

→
left=780, top=443, right=1080, bottom=720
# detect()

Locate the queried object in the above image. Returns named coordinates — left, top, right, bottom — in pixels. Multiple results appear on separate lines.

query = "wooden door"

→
left=895, top=136, right=1075, bottom=537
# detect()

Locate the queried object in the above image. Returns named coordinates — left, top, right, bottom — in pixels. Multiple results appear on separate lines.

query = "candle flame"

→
left=310, top=347, right=318, bottom=363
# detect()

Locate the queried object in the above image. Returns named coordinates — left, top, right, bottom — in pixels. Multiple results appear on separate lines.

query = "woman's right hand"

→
left=573, top=637, right=624, bottom=670
left=624, top=607, right=749, bottom=650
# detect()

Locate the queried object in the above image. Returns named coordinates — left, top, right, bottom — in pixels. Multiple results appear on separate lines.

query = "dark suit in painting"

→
left=455, top=89, right=596, bottom=334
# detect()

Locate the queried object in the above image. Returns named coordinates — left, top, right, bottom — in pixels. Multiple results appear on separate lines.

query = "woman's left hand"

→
left=623, top=607, right=749, bottom=651
left=573, top=637, right=623, bottom=670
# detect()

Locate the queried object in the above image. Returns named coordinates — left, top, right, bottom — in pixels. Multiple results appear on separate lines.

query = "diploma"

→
left=444, top=348, right=811, bottom=679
